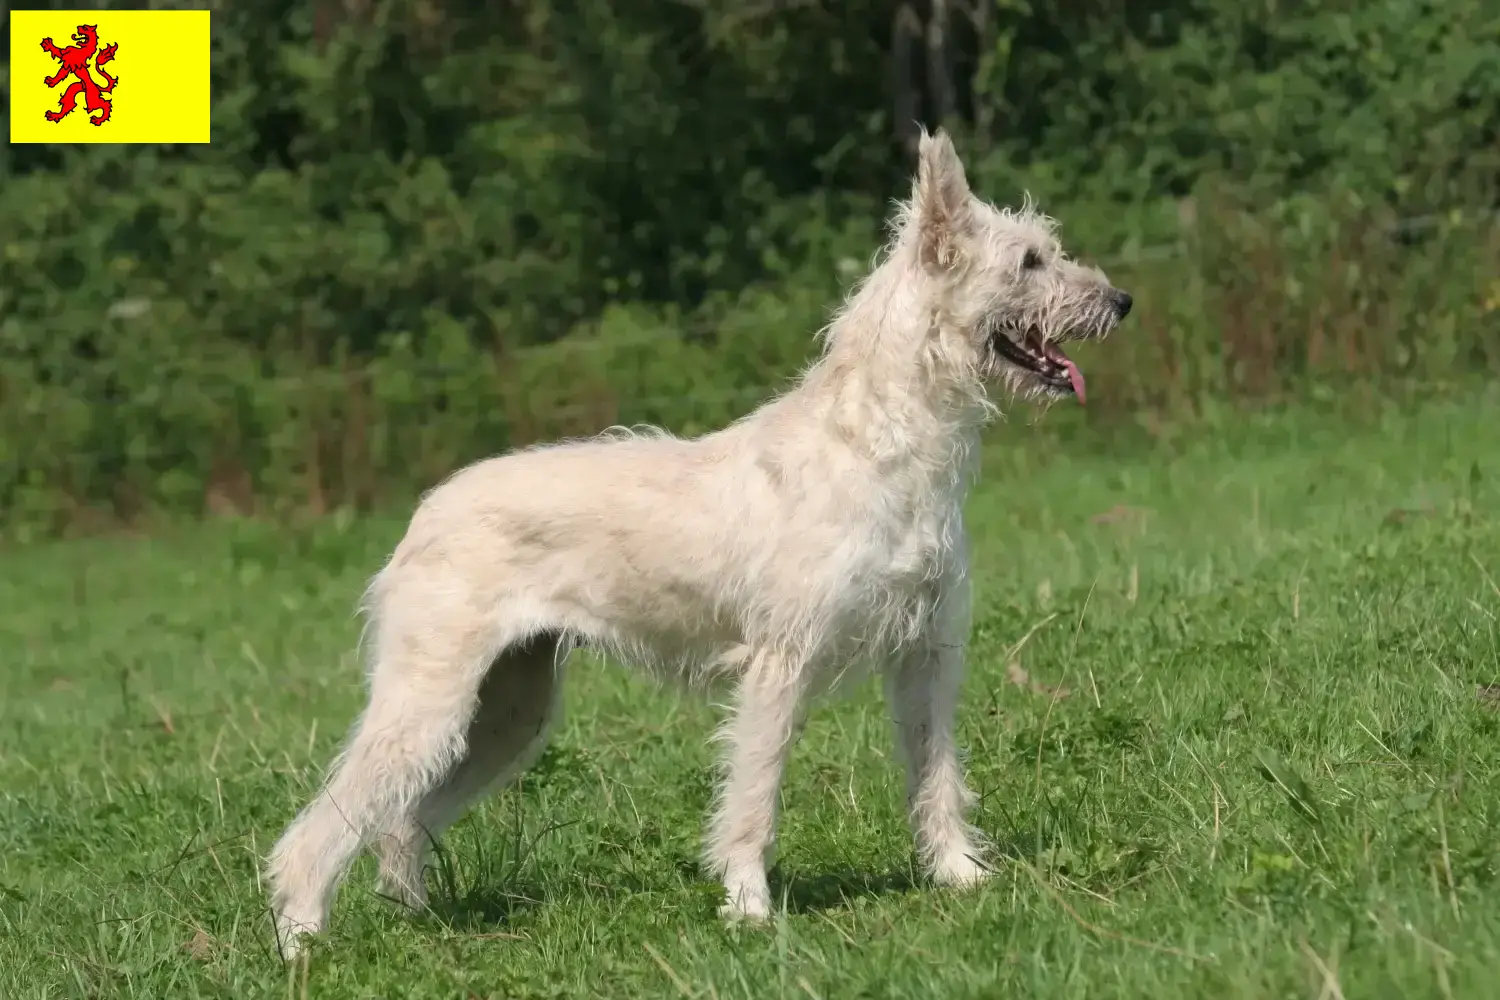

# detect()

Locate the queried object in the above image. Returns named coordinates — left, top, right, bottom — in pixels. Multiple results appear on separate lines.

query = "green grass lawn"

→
left=4, top=390, right=1500, bottom=999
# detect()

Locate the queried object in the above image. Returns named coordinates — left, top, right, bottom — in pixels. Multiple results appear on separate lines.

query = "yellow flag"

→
left=9, top=10, right=211, bottom=144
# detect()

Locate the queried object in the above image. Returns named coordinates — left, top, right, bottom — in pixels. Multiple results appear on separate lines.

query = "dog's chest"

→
left=859, top=498, right=959, bottom=589
left=809, top=502, right=956, bottom=657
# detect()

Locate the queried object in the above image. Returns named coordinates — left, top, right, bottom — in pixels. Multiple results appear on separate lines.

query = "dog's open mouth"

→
left=991, top=330, right=1087, bottom=404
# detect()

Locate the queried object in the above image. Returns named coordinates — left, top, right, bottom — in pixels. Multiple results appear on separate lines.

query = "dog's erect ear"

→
left=912, top=128, right=972, bottom=271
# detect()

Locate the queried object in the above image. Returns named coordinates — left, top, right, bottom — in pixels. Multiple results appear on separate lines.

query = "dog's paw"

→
left=273, top=912, right=323, bottom=961
left=718, top=898, right=773, bottom=922
left=718, top=875, right=772, bottom=922
left=931, top=852, right=992, bottom=889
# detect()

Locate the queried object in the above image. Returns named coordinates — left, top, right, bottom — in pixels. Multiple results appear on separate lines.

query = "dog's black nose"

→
left=1113, top=290, right=1133, bottom=319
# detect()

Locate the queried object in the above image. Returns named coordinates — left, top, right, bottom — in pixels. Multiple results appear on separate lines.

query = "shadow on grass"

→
left=412, top=822, right=556, bottom=933
left=774, top=867, right=917, bottom=914
left=412, top=856, right=919, bottom=929
left=421, top=879, right=548, bottom=932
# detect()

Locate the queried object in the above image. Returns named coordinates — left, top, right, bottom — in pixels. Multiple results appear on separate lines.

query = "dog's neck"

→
left=789, top=237, right=988, bottom=494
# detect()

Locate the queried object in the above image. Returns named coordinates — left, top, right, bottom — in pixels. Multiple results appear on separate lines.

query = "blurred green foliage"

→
left=1, top=0, right=1498, bottom=532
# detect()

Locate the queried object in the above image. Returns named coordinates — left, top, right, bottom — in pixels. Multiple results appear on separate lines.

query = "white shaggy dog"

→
left=267, top=129, right=1132, bottom=957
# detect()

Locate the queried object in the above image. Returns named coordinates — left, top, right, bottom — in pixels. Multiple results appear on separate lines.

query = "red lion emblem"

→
left=41, top=24, right=119, bottom=126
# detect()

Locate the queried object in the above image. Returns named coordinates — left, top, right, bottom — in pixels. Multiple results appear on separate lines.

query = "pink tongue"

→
left=1041, top=342, right=1087, bottom=405
left=1062, top=358, right=1086, bottom=404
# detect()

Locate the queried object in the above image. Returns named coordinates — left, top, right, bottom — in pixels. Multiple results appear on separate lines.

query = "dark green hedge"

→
left=2, top=0, right=1497, bottom=532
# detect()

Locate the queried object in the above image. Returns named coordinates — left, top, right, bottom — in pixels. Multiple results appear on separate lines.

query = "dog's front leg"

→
left=885, top=600, right=990, bottom=888
left=705, top=660, right=803, bottom=921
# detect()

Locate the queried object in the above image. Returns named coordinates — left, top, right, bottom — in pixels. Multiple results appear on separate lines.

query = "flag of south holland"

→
left=9, top=9, right=211, bottom=143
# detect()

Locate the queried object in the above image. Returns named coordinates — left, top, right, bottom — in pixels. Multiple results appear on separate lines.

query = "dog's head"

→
left=907, top=130, right=1131, bottom=404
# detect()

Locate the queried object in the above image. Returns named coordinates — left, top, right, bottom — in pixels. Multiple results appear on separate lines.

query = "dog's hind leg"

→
left=372, top=631, right=565, bottom=908
left=705, top=655, right=805, bottom=921
left=884, top=593, right=989, bottom=888
left=265, top=602, right=512, bottom=958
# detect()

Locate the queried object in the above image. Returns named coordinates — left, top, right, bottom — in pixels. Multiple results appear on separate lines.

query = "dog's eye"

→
left=1021, top=248, right=1042, bottom=271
